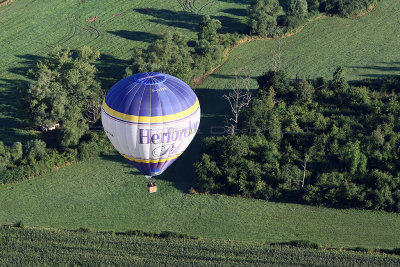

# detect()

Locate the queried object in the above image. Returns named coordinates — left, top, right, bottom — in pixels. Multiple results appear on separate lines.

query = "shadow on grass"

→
left=107, top=31, right=159, bottom=43
left=347, top=61, right=400, bottom=79
left=214, top=14, right=247, bottom=33
left=0, top=78, right=32, bottom=145
left=8, top=54, right=46, bottom=77
left=134, top=8, right=201, bottom=32
left=134, top=7, right=247, bottom=34
left=97, top=54, right=130, bottom=90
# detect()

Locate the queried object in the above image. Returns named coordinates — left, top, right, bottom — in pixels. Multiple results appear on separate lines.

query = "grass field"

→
left=199, top=0, right=400, bottom=92
left=2, top=0, right=400, bottom=254
left=2, top=226, right=400, bottom=266
left=1, top=152, right=400, bottom=249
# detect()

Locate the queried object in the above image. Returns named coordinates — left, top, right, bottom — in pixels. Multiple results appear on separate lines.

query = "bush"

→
left=0, top=132, right=114, bottom=185
left=10, top=142, right=23, bottom=163
left=392, top=248, right=400, bottom=256
left=324, top=0, right=377, bottom=17
left=248, top=0, right=283, bottom=36
left=77, top=227, right=92, bottom=233
left=280, top=15, right=305, bottom=31
left=26, top=139, right=47, bottom=162
left=13, top=221, right=24, bottom=228
left=353, top=247, right=369, bottom=252
left=288, top=240, right=321, bottom=249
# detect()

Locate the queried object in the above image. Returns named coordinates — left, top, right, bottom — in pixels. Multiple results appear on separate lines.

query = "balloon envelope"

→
left=101, top=72, right=201, bottom=177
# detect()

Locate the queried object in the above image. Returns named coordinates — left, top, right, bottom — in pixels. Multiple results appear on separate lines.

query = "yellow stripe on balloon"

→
left=121, top=153, right=182, bottom=163
left=102, top=98, right=199, bottom=123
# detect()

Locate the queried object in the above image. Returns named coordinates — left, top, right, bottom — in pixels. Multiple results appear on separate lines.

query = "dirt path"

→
left=0, top=0, right=13, bottom=7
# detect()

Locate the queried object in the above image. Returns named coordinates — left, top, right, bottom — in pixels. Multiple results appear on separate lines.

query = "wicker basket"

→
left=148, top=185, right=157, bottom=193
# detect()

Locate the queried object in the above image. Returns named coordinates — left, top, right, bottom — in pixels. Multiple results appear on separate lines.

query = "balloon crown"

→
left=133, top=72, right=167, bottom=85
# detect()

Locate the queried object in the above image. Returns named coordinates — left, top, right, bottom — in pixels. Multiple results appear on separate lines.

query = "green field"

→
left=2, top=226, right=400, bottom=266
left=1, top=152, right=400, bottom=249
left=2, top=0, right=400, bottom=257
left=199, top=0, right=400, bottom=92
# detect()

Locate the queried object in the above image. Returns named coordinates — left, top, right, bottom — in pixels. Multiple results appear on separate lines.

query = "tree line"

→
left=195, top=67, right=400, bottom=212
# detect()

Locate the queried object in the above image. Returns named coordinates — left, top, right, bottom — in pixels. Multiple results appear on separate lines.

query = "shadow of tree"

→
left=97, top=54, right=130, bottom=90
left=134, top=8, right=202, bottom=32
left=107, top=31, right=159, bottom=43
left=214, top=14, right=247, bottom=33
left=0, top=78, right=32, bottom=145
left=220, top=7, right=247, bottom=16
left=347, top=62, right=400, bottom=79
left=8, top=54, right=46, bottom=77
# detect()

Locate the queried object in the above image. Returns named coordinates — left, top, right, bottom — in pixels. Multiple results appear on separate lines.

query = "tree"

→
left=248, top=0, right=282, bottom=36
left=331, top=66, right=349, bottom=93
left=288, top=0, right=308, bottom=17
left=58, top=108, right=89, bottom=148
left=24, top=46, right=102, bottom=148
left=126, top=32, right=193, bottom=82
left=296, top=77, right=314, bottom=101
left=10, top=142, right=23, bottom=163
left=194, top=16, right=224, bottom=72
left=223, top=73, right=252, bottom=135
left=26, top=139, right=47, bottom=162
left=256, top=69, right=290, bottom=96
left=306, top=0, right=320, bottom=13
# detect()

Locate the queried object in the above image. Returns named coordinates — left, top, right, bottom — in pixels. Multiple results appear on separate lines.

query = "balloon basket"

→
left=148, top=185, right=158, bottom=193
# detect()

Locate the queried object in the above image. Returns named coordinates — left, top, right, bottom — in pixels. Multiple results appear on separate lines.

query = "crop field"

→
left=1, top=226, right=400, bottom=266
left=1, top=152, right=400, bottom=249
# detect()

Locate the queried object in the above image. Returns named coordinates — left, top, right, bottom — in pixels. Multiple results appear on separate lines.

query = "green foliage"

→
left=288, top=0, right=309, bottom=17
left=323, top=0, right=377, bottom=17
left=24, top=46, right=102, bottom=128
left=248, top=0, right=283, bottom=36
left=296, top=77, right=315, bottom=102
left=194, top=15, right=225, bottom=73
left=306, top=0, right=320, bottom=12
left=196, top=68, right=400, bottom=211
left=22, top=46, right=102, bottom=148
left=26, top=139, right=47, bottom=162
left=58, top=108, right=89, bottom=149
left=10, top=142, right=23, bottom=163
left=126, top=32, right=193, bottom=82
left=288, top=240, right=321, bottom=249
left=0, top=132, right=113, bottom=185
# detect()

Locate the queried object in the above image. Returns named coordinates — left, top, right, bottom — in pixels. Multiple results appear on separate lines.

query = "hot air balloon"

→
left=101, top=72, right=201, bottom=193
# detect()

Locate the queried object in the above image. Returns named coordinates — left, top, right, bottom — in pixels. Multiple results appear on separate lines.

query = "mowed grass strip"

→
left=1, top=226, right=400, bottom=266
left=199, top=0, right=400, bottom=92
left=1, top=153, right=400, bottom=249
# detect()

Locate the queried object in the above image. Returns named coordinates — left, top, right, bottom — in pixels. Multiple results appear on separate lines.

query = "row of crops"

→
left=1, top=226, right=400, bottom=266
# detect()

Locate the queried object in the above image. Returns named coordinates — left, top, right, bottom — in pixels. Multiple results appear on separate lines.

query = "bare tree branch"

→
left=223, top=72, right=252, bottom=135
left=271, top=27, right=283, bottom=73
left=301, top=152, right=309, bottom=188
